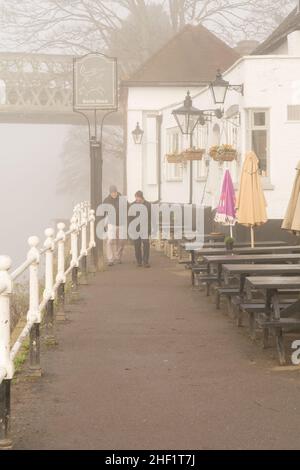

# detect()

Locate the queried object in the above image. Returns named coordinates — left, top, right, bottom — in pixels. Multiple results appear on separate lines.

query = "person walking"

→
left=103, top=185, right=126, bottom=266
left=131, top=190, right=151, bottom=268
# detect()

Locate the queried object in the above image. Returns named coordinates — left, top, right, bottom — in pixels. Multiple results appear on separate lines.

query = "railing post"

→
left=43, top=228, right=55, bottom=340
left=56, top=223, right=66, bottom=321
left=27, top=236, right=42, bottom=377
left=0, top=255, right=13, bottom=449
left=70, top=216, right=79, bottom=297
left=79, top=210, right=88, bottom=285
left=88, top=209, right=96, bottom=273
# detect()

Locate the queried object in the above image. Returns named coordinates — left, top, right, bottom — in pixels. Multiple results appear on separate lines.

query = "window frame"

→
left=287, top=105, right=300, bottom=122
left=194, top=123, right=209, bottom=181
left=165, top=126, right=184, bottom=182
left=247, top=108, right=270, bottom=181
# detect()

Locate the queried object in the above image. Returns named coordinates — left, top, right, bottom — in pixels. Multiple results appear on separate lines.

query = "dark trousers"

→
left=134, top=238, right=150, bottom=265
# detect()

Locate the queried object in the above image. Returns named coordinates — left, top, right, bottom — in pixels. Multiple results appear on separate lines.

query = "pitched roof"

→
left=123, top=24, right=240, bottom=86
left=253, top=7, right=300, bottom=55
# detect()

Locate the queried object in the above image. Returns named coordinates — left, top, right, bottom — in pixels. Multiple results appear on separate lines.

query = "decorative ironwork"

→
left=0, top=52, right=75, bottom=121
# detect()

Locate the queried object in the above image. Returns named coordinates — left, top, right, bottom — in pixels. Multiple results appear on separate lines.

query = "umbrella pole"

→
left=230, top=225, right=233, bottom=238
left=250, top=226, right=254, bottom=248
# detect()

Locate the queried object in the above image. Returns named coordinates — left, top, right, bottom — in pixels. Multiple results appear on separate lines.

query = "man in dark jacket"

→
left=103, top=185, right=126, bottom=266
left=130, top=190, right=151, bottom=268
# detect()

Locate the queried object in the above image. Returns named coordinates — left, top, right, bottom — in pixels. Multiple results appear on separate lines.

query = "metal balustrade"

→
left=0, top=201, right=96, bottom=448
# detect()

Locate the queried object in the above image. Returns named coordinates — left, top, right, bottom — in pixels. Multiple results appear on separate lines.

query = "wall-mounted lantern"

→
left=132, top=122, right=144, bottom=144
left=209, top=69, right=244, bottom=105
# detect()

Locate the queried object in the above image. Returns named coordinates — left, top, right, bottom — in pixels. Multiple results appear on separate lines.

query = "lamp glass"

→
left=132, top=123, right=144, bottom=144
left=210, top=70, right=229, bottom=105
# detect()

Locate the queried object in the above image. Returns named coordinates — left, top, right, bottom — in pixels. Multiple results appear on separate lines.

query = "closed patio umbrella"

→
left=214, top=169, right=236, bottom=237
left=236, top=151, right=267, bottom=247
left=281, top=161, right=300, bottom=234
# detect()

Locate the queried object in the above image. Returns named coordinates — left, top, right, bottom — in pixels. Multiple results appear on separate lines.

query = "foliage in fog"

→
left=57, top=125, right=123, bottom=198
left=0, top=0, right=295, bottom=75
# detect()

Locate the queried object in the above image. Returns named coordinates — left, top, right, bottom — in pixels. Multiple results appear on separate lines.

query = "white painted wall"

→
left=126, top=86, right=202, bottom=202
left=126, top=56, right=300, bottom=220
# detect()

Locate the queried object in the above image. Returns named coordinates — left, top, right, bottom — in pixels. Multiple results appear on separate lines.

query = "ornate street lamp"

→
left=172, top=92, right=204, bottom=206
left=132, top=122, right=144, bottom=144
left=210, top=69, right=244, bottom=105
left=172, top=91, right=202, bottom=135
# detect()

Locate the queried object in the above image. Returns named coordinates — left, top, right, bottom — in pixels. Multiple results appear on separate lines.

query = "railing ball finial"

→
left=57, top=222, right=65, bottom=231
left=45, top=227, right=55, bottom=238
left=28, top=236, right=40, bottom=248
left=0, top=255, right=12, bottom=272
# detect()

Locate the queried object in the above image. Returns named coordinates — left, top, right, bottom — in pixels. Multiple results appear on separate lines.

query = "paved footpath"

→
left=11, top=249, right=300, bottom=449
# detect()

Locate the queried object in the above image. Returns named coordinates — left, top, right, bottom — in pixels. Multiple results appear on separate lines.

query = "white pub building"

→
left=123, top=5, right=300, bottom=238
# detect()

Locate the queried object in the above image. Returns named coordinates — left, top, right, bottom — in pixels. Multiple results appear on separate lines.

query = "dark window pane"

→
left=253, top=112, right=266, bottom=127
left=252, top=130, right=267, bottom=176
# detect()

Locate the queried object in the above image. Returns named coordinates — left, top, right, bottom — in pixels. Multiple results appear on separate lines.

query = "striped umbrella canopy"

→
left=236, top=151, right=267, bottom=247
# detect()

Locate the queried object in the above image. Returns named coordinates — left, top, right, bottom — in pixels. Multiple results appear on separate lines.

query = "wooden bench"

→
left=240, top=299, right=298, bottom=339
left=197, top=274, right=219, bottom=296
left=256, top=316, right=300, bottom=364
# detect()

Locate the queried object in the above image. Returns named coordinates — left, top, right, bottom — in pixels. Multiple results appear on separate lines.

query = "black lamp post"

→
left=210, top=69, right=244, bottom=105
left=172, top=91, right=203, bottom=205
left=132, top=122, right=144, bottom=144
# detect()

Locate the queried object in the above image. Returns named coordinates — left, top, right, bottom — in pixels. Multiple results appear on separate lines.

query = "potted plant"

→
left=217, top=144, right=237, bottom=162
left=224, top=235, right=235, bottom=251
left=209, top=145, right=220, bottom=161
left=166, top=152, right=183, bottom=164
left=182, top=147, right=205, bottom=161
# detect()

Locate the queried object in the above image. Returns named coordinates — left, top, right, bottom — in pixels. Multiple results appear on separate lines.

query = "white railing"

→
left=0, top=201, right=96, bottom=448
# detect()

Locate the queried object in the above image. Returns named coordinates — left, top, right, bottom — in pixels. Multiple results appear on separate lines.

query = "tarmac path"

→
left=11, top=248, right=300, bottom=449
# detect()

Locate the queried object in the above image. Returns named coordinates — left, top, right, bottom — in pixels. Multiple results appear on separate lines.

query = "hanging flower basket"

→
left=166, top=153, right=183, bottom=164
left=218, top=145, right=237, bottom=161
left=209, top=145, right=237, bottom=162
left=209, top=145, right=220, bottom=161
left=182, top=148, right=205, bottom=161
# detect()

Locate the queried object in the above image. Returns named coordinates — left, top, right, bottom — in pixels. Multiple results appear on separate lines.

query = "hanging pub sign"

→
left=73, top=52, right=118, bottom=111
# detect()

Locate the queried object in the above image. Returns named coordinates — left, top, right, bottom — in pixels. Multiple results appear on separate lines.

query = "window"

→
left=145, top=116, right=157, bottom=185
left=248, top=109, right=269, bottom=177
left=225, top=113, right=240, bottom=148
left=166, top=128, right=183, bottom=181
left=194, top=124, right=209, bottom=179
left=287, top=105, right=300, bottom=121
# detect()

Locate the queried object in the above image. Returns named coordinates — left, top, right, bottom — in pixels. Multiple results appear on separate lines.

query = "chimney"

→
left=234, top=40, right=260, bottom=56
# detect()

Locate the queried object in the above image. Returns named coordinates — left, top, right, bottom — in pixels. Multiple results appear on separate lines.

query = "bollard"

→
left=79, top=212, right=88, bottom=285
left=70, top=216, right=79, bottom=298
left=56, top=223, right=66, bottom=321
left=27, top=236, right=42, bottom=377
left=0, top=255, right=13, bottom=449
left=88, top=209, right=97, bottom=273
left=43, top=228, right=55, bottom=341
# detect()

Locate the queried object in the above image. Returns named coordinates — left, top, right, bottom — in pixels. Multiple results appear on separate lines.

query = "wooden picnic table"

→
left=212, top=264, right=300, bottom=317
left=223, top=264, right=300, bottom=295
left=183, top=241, right=291, bottom=266
left=245, top=276, right=300, bottom=364
left=193, top=245, right=300, bottom=256
left=183, top=240, right=287, bottom=251
left=202, top=253, right=300, bottom=285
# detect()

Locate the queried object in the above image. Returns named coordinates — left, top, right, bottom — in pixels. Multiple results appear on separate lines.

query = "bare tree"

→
left=57, top=124, right=124, bottom=198
left=0, top=1, right=295, bottom=74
